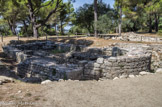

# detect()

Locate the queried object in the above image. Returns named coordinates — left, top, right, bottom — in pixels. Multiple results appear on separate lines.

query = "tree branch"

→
left=33, top=0, right=54, bottom=14
left=36, top=0, right=62, bottom=28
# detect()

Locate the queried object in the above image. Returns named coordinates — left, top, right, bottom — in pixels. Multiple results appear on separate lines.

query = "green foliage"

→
left=71, top=1, right=114, bottom=34
left=114, top=0, right=162, bottom=33
left=69, top=26, right=88, bottom=34
left=0, top=0, right=161, bottom=37
left=0, top=19, right=11, bottom=35
left=97, top=11, right=117, bottom=33
left=158, top=17, right=162, bottom=34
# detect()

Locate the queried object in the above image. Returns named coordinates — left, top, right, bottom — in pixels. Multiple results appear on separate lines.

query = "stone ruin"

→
left=122, top=32, right=162, bottom=42
left=2, top=40, right=162, bottom=82
left=102, top=32, right=162, bottom=43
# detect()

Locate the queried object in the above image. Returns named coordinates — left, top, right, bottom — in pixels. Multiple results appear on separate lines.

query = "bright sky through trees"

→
left=63, top=0, right=115, bottom=9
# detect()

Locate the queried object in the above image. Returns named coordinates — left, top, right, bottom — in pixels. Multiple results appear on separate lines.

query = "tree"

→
left=0, top=19, right=10, bottom=36
left=72, top=1, right=112, bottom=34
left=59, top=1, right=74, bottom=35
left=0, top=0, right=20, bottom=35
left=158, top=17, right=162, bottom=34
left=144, top=0, right=162, bottom=32
left=25, top=0, right=63, bottom=38
left=120, top=0, right=162, bottom=33
left=74, top=4, right=94, bottom=33
left=94, top=0, right=98, bottom=37
left=97, top=11, right=117, bottom=33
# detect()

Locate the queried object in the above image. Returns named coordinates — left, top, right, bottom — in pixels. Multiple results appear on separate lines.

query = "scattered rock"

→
left=139, top=71, right=150, bottom=75
left=58, top=79, right=64, bottom=82
left=113, top=77, right=119, bottom=80
left=17, top=90, right=22, bottom=94
left=119, top=74, right=128, bottom=79
left=136, top=75, right=141, bottom=77
left=41, top=80, right=52, bottom=84
left=67, top=79, right=72, bottom=81
left=0, top=81, right=2, bottom=85
left=156, top=68, right=162, bottom=73
left=0, top=76, right=14, bottom=85
left=128, top=75, right=135, bottom=78
left=99, top=78, right=105, bottom=81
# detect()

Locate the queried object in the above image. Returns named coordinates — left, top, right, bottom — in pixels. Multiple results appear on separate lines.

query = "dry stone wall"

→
left=3, top=41, right=160, bottom=81
left=83, top=53, right=151, bottom=79
left=122, top=32, right=162, bottom=42
left=18, top=58, right=83, bottom=81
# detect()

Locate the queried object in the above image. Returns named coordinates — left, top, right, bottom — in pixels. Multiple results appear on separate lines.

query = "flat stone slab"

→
left=0, top=76, right=14, bottom=85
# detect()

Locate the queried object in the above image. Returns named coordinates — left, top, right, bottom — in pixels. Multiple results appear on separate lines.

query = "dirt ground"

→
left=0, top=74, right=162, bottom=107
left=0, top=35, right=162, bottom=107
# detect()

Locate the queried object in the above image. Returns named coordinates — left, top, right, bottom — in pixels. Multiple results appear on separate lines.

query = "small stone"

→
left=113, top=77, right=119, bottom=80
left=58, top=79, right=64, bottom=82
left=129, top=75, right=135, bottom=78
left=96, top=58, right=104, bottom=64
left=156, top=68, right=162, bottom=73
left=0, top=81, right=2, bottom=85
left=139, top=71, right=150, bottom=75
left=119, top=74, right=127, bottom=79
left=0, top=76, right=14, bottom=83
left=136, top=75, right=141, bottom=77
left=17, top=90, right=22, bottom=94
left=67, top=79, right=72, bottom=81
left=41, top=80, right=52, bottom=84
left=99, top=78, right=105, bottom=81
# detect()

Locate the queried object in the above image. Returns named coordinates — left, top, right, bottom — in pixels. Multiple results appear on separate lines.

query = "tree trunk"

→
left=155, top=13, right=158, bottom=32
left=94, top=0, right=98, bottom=37
left=119, top=6, right=122, bottom=37
left=1, top=33, right=3, bottom=42
left=33, top=26, right=38, bottom=38
left=27, top=0, right=39, bottom=38
left=149, top=16, right=152, bottom=33
left=7, top=20, right=16, bottom=35
left=23, top=20, right=28, bottom=33
left=60, top=21, right=64, bottom=35
left=11, top=26, right=17, bottom=35
left=27, top=0, right=60, bottom=38
left=55, top=24, right=57, bottom=35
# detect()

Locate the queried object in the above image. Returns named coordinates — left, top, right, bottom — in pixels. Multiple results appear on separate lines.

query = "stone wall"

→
left=83, top=53, right=151, bottom=80
left=17, top=58, right=83, bottom=81
left=122, top=32, right=162, bottom=42
left=2, top=41, right=159, bottom=81
left=3, top=46, right=27, bottom=63
left=113, top=43, right=162, bottom=71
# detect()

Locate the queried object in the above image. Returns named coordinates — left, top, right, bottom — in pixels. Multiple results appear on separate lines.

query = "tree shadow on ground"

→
left=0, top=52, right=18, bottom=79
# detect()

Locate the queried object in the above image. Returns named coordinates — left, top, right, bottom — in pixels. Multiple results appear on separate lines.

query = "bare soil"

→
left=0, top=74, right=162, bottom=107
left=0, top=35, right=162, bottom=107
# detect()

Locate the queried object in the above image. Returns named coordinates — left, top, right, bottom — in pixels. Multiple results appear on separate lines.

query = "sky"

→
left=64, top=0, right=115, bottom=10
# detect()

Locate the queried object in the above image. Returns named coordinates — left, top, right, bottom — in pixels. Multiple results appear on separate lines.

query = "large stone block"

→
left=96, top=58, right=104, bottom=64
